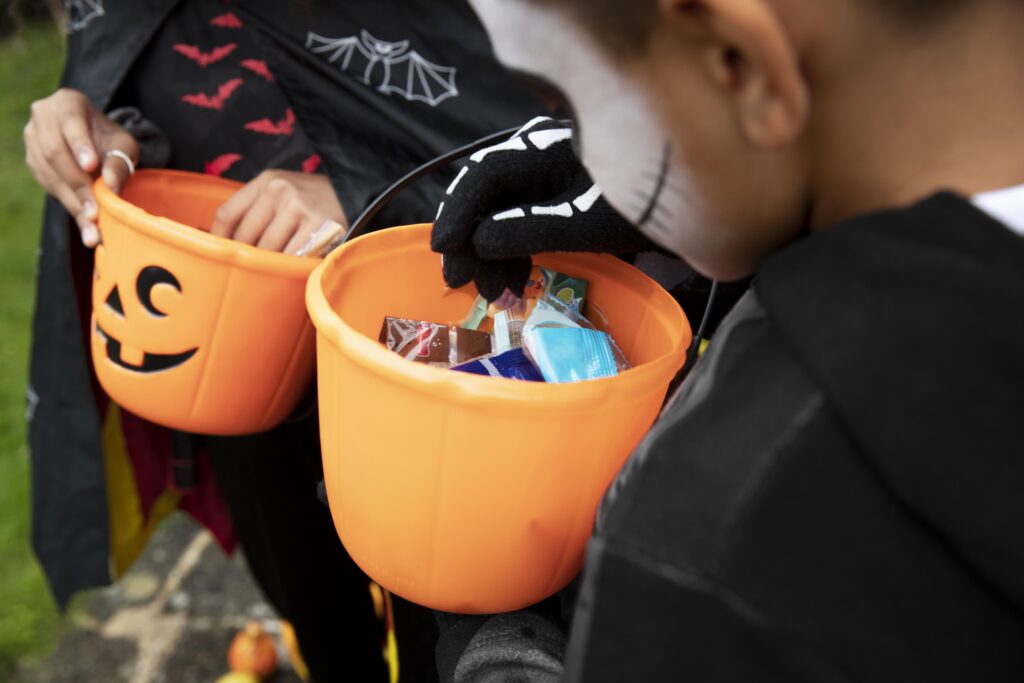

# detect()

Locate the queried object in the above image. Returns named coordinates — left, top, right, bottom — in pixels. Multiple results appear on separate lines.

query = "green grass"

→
left=0, top=21, right=66, bottom=676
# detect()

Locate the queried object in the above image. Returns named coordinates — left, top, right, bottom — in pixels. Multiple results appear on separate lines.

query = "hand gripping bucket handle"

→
left=339, top=123, right=720, bottom=389
left=310, top=128, right=696, bottom=613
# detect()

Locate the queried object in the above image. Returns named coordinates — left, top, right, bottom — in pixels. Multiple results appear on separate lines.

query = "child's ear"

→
left=659, top=0, right=809, bottom=147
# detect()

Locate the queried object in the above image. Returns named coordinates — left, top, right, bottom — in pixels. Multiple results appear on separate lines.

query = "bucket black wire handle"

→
left=326, top=123, right=720, bottom=396
left=663, top=280, right=720, bottom=405
left=335, top=125, right=525, bottom=248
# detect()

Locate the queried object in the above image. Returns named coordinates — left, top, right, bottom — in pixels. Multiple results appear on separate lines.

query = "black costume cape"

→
left=563, top=193, right=1024, bottom=681
left=30, top=0, right=547, bottom=607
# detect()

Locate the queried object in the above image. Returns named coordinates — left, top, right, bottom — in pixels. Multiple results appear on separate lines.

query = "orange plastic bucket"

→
left=91, top=170, right=319, bottom=436
left=307, top=223, right=691, bottom=613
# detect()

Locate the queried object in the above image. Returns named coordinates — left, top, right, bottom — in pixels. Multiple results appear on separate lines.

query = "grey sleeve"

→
left=437, top=611, right=565, bottom=683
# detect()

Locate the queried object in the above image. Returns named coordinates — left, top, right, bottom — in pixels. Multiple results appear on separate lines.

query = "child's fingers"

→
left=99, top=151, right=135, bottom=195
left=212, top=179, right=263, bottom=238
left=231, top=191, right=278, bottom=246
left=76, top=212, right=101, bottom=248
left=256, top=206, right=304, bottom=253
left=25, top=110, right=98, bottom=212
left=25, top=141, right=78, bottom=212
left=60, top=113, right=98, bottom=172
left=26, top=143, right=97, bottom=241
left=96, top=125, right=138, bottom=187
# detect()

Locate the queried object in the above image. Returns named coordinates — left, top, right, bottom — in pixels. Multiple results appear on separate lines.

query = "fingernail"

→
left=102, top=168, right=117, bottom=190
left=82, top=199, right=97, bottom=220
left=76, top=149, right=94, bottom=169
left=81, top=224, right=99, bottom=247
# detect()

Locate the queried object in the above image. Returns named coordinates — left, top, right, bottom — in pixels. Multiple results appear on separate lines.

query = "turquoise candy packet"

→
left=526, top=327, right=619, bottom=383
left=522, top=298, right=628, bottom=383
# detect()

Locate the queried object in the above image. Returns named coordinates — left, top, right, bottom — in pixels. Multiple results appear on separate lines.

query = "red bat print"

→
left=181, top=78, right=243, bottom=111
left=205, top=153, right=243, bottom=177
left=172, top=42, right=238, bottom=67
left=245, top=108, right=296, bottom=136
left=240, top=59, right=274, bottom=82
left=301, top=154, right=322, bottom=174
left=209, top=12, right=242, bottom=28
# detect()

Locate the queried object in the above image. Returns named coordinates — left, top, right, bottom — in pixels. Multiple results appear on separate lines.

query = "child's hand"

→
left=211, top=170, right=346, bottom=254
left=23, top=88, right=140, bottom=247
left=431, top=117, right=653, bottom=301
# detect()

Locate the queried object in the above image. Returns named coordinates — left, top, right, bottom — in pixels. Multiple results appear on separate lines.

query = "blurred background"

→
left=0, top=1, right=66, bottom=677
left=0, top=5, right=306, bottom=682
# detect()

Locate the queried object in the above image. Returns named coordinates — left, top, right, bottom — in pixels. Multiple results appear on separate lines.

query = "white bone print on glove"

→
left=431, top=117, right=654, bottom=301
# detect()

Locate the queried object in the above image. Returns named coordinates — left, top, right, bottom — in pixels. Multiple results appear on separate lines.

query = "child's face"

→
left=471, top=0, right=815, bottom=281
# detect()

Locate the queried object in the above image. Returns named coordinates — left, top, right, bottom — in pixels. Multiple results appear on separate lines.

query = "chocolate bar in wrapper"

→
left=379, top=317, right=495, bottom=368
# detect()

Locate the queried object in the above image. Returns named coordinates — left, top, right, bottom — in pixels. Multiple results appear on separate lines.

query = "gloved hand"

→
left=431, top=117, right=654, bottom=301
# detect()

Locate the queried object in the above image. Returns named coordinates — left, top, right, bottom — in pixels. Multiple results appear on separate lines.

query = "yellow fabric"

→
left=383, top=589, right=399, bottom=683
left=101, top=404, right=180, bottom=577
left=385, top=628, right=399, bottom=683
left=281, top=621, right=311, bottom=682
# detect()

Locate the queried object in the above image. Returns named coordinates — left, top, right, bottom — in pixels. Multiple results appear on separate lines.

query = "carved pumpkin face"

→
left=91, top=169, right=319, bottom=435
left=91, top=238, right=228, bottom=404
left=95, top=263, right=197, bottom=372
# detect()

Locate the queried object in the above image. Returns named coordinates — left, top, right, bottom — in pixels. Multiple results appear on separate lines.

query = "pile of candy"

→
left=378, top=267, right=629, bottom=383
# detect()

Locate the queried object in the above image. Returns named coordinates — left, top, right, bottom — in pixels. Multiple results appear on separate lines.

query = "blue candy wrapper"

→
left=525, top=327, right=619, bottom=383
left=451, top=348, right=544, bottom=382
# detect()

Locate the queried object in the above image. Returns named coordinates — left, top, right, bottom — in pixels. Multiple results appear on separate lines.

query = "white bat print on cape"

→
left=63, top=0, right=104, bottom=33
left=306, top=30, right=458, bottom=107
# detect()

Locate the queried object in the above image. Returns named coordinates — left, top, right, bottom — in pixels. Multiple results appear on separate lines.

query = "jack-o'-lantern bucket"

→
left=307, top=223, right=691, bottom=613
left=92, top=170, right=319, bottom=436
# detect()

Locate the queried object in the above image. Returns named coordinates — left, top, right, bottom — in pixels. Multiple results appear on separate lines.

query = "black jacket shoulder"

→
left=757, top=193, right=1024, bottom=611
left=567, top=194, right=1024, bottom=682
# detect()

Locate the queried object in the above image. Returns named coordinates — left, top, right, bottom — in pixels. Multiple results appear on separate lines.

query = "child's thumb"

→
left=99, top=148, right=136, bottom=194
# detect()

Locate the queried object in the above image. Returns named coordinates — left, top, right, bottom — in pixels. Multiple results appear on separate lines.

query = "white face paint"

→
left=470, top=0, right=703, bottom=256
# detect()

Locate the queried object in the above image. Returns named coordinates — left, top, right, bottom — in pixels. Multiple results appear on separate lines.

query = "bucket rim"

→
left=306, top=224, right=691, bottom=408
left=94, top=169, right=320, bottom=280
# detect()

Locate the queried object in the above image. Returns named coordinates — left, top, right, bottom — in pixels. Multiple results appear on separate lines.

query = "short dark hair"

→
left=528, top=0, right=972, bottom=54
left=529, top=0, right=656, bottom=54
left=875, top=0, right=969, bottom=15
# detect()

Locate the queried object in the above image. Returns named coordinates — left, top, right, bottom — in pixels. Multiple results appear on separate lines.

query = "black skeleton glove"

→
left=431, top=117, right=655, bottom=302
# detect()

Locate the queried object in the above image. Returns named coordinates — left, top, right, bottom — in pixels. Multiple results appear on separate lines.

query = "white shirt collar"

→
left=972, top=184, right=1024, bottom=237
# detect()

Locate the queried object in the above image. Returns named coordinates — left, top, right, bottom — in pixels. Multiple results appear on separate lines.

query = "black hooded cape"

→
left=30, top=0, right=547, bottom=607
left=564, top=193, right=1024, bottom=681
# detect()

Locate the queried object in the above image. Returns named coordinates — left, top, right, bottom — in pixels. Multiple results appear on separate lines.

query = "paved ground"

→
left=10, top=514, right=304, bottom=683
